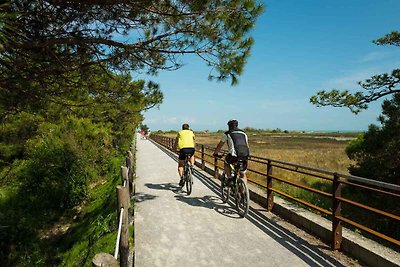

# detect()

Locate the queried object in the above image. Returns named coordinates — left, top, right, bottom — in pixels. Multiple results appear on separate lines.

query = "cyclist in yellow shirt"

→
left=174, top=123, right=195, bottom=186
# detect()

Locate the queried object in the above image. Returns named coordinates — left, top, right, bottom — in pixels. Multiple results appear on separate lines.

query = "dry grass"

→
left=193, top=132, right=355, bottom=173
left=165, top=131, right=356, bottom=194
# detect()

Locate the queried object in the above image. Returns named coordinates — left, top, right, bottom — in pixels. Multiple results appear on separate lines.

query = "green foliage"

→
left=346, top=93, right=400, bottom=185
left=59, top=159, right=122, bottom=267
left=310, top=31, right=400, bottom=113
left=242, top=127, right=287, bottom=133
left=310, top=89, right=368, bottom=114
left=1, top=0, right=264, bottom=104
left=0, top=141, right=124, bottom=266
left=0, top=112, right=44, bottom=167
left=20, top=117, right=111, bottom=210
left=0, top=1, right=21, bottom=48
left=374, top=31, right=400, bottom=46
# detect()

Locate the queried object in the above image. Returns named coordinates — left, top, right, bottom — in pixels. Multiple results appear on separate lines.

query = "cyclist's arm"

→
left=213, top=141, right=224, bottom=156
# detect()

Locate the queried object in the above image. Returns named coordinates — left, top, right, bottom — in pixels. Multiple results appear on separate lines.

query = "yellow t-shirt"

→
left=177, top=130, right=195, bottom=149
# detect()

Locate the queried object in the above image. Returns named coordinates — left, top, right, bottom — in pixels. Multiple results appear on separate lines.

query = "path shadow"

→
left=134, top=192, right=158, bottom=203
left=150, top=140, right=347, bottom=267
left=196, top=169, right=345, bottom=267
left=174, top=195, right=240, bottom=219
left=145, top=182, right=181, bottom=193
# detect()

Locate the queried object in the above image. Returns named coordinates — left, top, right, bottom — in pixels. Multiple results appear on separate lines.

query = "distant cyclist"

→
left=213, top=120, right=249, bottom=185
left=174, top=123, right=196, bottom=186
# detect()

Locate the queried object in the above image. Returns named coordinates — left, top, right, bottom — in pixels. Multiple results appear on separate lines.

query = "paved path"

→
left=134, top=137, right=349, bottom=267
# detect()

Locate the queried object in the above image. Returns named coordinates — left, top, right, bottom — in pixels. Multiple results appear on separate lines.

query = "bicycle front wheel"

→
left=235, top=178, right=249, bottom=218
left=185, top=167, right=193, bottom=195
left=220, top=172, right=230, bottom=203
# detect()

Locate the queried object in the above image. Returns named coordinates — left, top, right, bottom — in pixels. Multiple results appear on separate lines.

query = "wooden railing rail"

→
left=92, top=136, right=136, bottom=267
left=149, top=134, right=400, bottom=250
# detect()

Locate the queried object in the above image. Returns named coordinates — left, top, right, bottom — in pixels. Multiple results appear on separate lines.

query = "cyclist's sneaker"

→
left=179, top=177, right=185, bottom=187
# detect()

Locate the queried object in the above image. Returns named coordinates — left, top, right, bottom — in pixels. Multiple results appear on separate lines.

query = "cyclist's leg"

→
left=189, top=154, right=195, bottom=166
left=224, top=154, right=236, bottom=185
left=178, top=160, right=184, bottom=177
left=239, top=159, right=248, bottom=182
left=189, top=148, right=195, bottom=166
left=224, top=155, right=232, bottom=178
left=178, top=150, right=185, bottom=178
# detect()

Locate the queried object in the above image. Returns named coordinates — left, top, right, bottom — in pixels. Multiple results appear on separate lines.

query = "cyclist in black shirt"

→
left=213, top=120, right=250, bottom=185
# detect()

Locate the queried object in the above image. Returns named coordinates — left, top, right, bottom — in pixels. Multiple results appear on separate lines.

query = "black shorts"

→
left=225, top=154, right=248, bottom=172
left=179, top=148, right=195, bottom=160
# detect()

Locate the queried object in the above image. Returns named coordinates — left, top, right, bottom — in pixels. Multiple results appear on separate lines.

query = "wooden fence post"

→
left=266, top=160, right=274, bottom=211
left=130, top=145, right=135, bottom=171
left=127, top=151, right=134, bottom=194
left=214, top=156, right=218, bottom=179
left=121, top=166, right=128, bottom=186
left=116, top=186, right=130, bottom=267
left=332, top=172, right=342, bottom=250
left=201, top=145, right=205, bottom=170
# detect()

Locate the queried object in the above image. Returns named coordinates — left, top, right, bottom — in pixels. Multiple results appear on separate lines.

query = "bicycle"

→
left=215, top=154, right=249, bottom=218
left=181, top=153, right=194, bottom=195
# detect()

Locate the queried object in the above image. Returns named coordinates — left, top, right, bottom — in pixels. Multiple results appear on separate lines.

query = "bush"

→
left=0, top=112, right=44, bottom=168
left=20, top=117, right=112, bottom=210
left=346, top=93, right=400, bottom=185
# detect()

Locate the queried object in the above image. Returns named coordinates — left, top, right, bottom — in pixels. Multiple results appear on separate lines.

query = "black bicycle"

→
left=181, top=153, right=193, bottom=195
left=216, top=154, right=249, bottom=218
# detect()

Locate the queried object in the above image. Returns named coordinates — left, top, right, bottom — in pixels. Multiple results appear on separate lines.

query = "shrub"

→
left=346, top=93, right=400, bottom=185
left=20, top=117, right=112, bottom=210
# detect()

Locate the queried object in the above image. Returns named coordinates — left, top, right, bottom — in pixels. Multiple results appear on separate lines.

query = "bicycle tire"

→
left=185, top=165, right=193, bottom=195
left=235, top=178, right=249, bottom=218
left=220, top=172, right=230, bottom=203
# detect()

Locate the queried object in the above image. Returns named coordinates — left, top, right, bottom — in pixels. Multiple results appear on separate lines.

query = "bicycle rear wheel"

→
left=235, top=178, right=249, bottom=218
left=185, top=166, right=193, bottom=195
left=220, top=172, right=230, bottom=203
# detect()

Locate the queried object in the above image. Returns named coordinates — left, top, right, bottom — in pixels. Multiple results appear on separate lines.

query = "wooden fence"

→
left=92, top=137, right=136, bottom=267
left=150, top=134, right=400, bottom=251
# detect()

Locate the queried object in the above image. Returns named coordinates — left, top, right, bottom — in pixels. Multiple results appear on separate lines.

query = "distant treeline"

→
left=153, top=128, right=362, bottom=136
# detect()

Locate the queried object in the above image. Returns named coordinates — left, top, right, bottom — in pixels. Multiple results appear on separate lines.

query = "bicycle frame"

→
left=182, top=154, right=193, bottom=195
left=229, top=160, right=246, bottom=180
left=220, top=157, right=249, bottom=218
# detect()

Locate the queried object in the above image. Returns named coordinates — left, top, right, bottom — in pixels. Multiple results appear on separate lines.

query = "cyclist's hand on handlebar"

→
left=213, top=153, right=222, bottom=158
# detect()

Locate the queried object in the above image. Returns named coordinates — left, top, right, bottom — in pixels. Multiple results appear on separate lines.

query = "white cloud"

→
left=143, top=118, right=158, bottom=124
left=165, top=117, right=178, bottom=124
left=358, top=51, right=392, bottom=63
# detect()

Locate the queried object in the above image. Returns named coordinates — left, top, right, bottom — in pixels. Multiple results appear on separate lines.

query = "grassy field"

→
left=164, top=131, right=358, bottom=178
left=193, top=131, right=357, bottom=174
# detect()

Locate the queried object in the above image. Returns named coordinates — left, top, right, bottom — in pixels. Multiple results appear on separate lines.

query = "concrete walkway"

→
left=134, top=137, right=350, bottom=267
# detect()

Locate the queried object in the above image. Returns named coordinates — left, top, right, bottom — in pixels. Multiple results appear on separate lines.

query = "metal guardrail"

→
left=150, top=134, right=400, bottom=250
left=92, top=137, right=136, bottom=267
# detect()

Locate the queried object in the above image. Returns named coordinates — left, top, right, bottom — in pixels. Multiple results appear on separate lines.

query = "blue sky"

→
left=137, top=0, right=400, bottom=132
